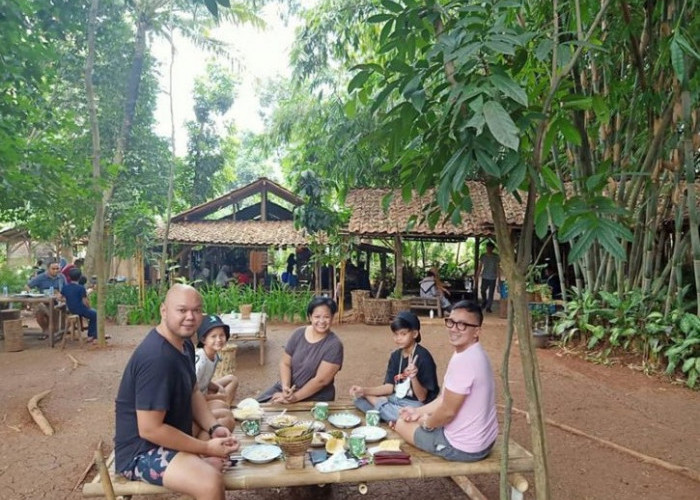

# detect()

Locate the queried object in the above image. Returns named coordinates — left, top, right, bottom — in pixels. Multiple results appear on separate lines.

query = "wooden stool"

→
left=61, top=314, right=83, bottom=350
left=3, top=319, right=24, bottom=352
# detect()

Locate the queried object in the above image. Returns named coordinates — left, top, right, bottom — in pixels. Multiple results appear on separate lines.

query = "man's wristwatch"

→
left=208, top=423, right=224, bottom=437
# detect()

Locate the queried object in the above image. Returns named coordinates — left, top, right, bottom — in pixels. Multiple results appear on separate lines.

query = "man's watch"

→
left=207, top=423, right=224, bottom=437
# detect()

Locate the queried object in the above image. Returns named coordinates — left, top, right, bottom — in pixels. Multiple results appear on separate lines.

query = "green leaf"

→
left=541, top=166, right=563, bottom=191
left=674, top=32, right=700, bottom=60
left=592, top=96, right=610, bottom=124
left=204, top=0, right=219, bottom=18
left=489, top=74, right=528, bottom=107
left=682, top=357, right=696, bottom=373
left=474, top=147, right=500, bottom=177
left=381, top=0, right=404, bottom=13
left=483, top=101, right=519, bottom=150
left=368, top=14, right=394, bottom=24
left=344, top=98, right=356, bottom=119
left=348, top=71, right=370, bottom=92
left=558, top=118, right=582, bottom=146
left=217, top=0, right=230, bottom=7
left=670, top=38, right=685, bottom=83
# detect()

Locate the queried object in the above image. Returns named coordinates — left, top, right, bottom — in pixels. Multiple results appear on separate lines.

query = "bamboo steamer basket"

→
left=3, top=319, right=24, bottom=352
left=275, top=425, right=313, bottom=469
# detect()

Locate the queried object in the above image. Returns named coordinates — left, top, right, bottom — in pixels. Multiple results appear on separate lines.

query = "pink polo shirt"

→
left=443, top=342, right=499, bottom=453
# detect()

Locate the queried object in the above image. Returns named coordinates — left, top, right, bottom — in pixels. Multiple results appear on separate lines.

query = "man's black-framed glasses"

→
left=444, top=318, right=480, bottom=331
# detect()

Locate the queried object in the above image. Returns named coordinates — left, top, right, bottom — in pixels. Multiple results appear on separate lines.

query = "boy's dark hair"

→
left=68, top=268, right=82, bottom=282
left=78, top=276, right=88, bottom=285
left=306, top=296, right=338, bottom=317
left=390, top=310, right=422, bottom=342
left=450, top=300, right=484, bottom=326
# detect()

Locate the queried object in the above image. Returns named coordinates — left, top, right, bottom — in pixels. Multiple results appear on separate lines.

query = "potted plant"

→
left=530, top=305, right=550, bottom=348
left=388, top=290, right=412, bottom=318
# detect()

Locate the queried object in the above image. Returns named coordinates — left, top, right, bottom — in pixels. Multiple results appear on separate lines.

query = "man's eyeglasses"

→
left=444, top=318, right=480, bottom=331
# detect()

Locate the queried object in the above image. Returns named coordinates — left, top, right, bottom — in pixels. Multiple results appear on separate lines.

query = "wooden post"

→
left=338, top=260, right=346, bottom=323
left=394, top=235, right=403, bottom=296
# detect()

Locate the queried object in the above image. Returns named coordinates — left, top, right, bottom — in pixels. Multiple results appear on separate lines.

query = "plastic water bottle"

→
left=49, top=285, right=54, bottom=296
left=2, top=285, right=8, bottom=297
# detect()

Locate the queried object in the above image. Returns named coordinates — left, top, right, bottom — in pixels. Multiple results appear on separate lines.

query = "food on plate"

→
left=329, top=430, right=345, bottom=439
left=325, top=436, right=346, bottom=455
left=254, top=433, right=277, bottom=445
left=237, top=398, right=261, bottom=409
left=267, top=414, right=299, bottom=428
left=377, top=439, right=402, bottom=451
left=232, top=406, right=264, bottom=420
left=296, top=420, right=325, bottom=432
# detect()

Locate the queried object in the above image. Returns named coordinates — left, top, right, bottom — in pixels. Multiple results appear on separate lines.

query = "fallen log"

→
left=501, top=404, right=700, bottom=484
left=27, top=389, right=54, bottom=436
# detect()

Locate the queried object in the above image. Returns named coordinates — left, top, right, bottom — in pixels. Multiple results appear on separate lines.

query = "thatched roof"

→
left=157, top=220, right=309, bottom=248
left=344, top=183, right=526, bottom=240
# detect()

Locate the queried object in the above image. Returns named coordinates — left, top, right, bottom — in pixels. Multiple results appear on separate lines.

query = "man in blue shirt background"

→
left=26, top=261, right=66, bottom=337
left=61, top=268, right=98, bottom=341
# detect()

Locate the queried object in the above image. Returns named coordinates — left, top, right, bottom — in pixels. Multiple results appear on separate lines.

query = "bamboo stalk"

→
left=94, top=450, right=116, bottom=500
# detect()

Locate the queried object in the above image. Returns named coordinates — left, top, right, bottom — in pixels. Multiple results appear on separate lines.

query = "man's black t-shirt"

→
left=383, top=343, right=440, bottom=403
left=114, top=329, right=196, bottom=472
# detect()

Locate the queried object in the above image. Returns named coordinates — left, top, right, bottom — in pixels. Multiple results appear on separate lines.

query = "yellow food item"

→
left=377, top=439, right=402, bottom=451
left=232, top=407, right=264, bottom=420
left=325, top=436, right=346, bottom=454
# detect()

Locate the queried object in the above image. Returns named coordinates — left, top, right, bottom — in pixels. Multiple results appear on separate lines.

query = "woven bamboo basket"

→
left=350, top=290, right=370, bottom=322
left=3, top=319, right=23, bottom=352
left=363, top=298, right=392, bottom=325
left=275, top=426, right=313, bottom=469
left=390, top=298, right=413, bottom=318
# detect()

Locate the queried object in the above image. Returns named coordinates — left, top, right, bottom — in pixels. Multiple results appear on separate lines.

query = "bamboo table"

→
left=83, top=402, right=534, bottom=499
left=220, top=312, right=267, bottom=365
left=0, top=295, right=67, bottom=348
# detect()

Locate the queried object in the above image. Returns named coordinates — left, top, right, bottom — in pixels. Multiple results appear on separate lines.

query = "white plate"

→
left=240, top=444, right=282, bottom=464
left=368, top=446, right=382, bottom=456
left=327, top=412, right=361, bottom=429
left=237, top=398, right=261, bottom=409
left=296, top=420, right=326, bottom=432
left=254, top=433, right=277, bottom=445
left=351, top=426, right=387, bottom=443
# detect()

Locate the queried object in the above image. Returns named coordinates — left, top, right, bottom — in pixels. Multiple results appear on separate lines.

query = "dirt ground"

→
left=1, top=309, right=699, bottom=500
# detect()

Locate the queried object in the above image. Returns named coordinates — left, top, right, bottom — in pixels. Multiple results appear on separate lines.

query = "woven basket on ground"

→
left=350, top=290, right=370, bottom=322
left=363, top=298, right=392, bottom=325
left=3, top=319, right=23, bottom=352
left=390, top=298, right=413, bottom=318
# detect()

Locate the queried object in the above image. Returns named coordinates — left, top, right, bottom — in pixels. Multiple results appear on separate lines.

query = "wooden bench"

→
left=409, top=296, right=443, bottom=317
left=83, top=404, right=533, bottom=500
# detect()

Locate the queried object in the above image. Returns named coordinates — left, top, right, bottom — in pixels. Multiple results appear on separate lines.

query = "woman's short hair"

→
left=307, top=296, right=338, bottom=317
left=390, top=310, right=422, bottom=342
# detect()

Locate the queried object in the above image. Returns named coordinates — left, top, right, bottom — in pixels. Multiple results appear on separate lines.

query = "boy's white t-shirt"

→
left=194, top=347, right=219, bottom=393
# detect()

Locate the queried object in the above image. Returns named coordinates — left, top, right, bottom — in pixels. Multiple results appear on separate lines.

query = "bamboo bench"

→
left=409, top=297, right=443, bottom=317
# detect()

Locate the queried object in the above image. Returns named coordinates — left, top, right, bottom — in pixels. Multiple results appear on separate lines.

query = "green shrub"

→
left=0, top=265, right=33, bottom=293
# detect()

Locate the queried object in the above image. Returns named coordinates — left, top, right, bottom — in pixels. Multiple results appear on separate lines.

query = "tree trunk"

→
left=681, top=88, right=700, bottom=314
left=486, top=184, right=550, bottom=500
left=85, top=14, right=149, bottom=277
left=84, top=0, right=106, bottom=344
left=160, top=13, right=177, bottom=295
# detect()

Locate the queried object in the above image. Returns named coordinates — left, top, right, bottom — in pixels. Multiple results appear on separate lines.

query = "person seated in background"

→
left=61, top=258, right=84, bottom=283
left=257, top=296, right=343, bottom=403
left=350, top=311, right=439, bottom=423
left=214, top=265, right=231, bottom=287
left=544, top=264, right=562, bottom=300
left=26, top=261, right=66, bottom=338
left=32, top=259, right=45, bottom=277
left=394, top=301, right=498, bottom=463
left=61, top=268, right=99, bottom=342
left=419, top=270, right=451, bottom=309
left=193, top=315, right=238, bottom=440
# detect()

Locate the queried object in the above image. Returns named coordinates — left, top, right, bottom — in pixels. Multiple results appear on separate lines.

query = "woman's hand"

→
left=349, top=385, right=364, bottom=398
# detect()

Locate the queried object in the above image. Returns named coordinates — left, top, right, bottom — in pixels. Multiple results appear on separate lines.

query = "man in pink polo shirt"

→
left=394, top=300, right=498, bottom=461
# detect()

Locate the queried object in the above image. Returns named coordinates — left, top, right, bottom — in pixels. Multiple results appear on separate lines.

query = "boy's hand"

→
left=349, top=385, right=364, bottom=398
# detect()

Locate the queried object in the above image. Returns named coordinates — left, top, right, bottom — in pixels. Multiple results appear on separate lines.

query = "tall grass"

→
left=102, top=284, right=314, bottom=325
